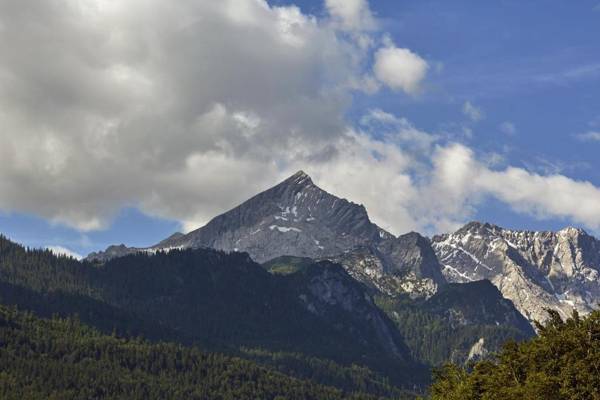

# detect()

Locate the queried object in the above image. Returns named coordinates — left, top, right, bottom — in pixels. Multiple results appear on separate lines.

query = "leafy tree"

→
left=427, top=309, right=600, bottom=400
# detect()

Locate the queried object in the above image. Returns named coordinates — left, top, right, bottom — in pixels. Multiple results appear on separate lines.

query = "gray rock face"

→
left=158, top=171, right=391, bottom=263
left=293, top=261, right=411, bottom=360
left=466, top=338, right=488, bottom=362
left=86, top=244, right=138, bottom=263
left=432, top=222, right=600, bottom=324
left=331, top=233, right=446, bottom=298
left=88, top=171, right=446, bottom=297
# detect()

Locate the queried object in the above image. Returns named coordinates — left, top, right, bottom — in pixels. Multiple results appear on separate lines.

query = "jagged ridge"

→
left=88, top=171, right=447, bottom=297
left=432, top=221, right=600, bottom=324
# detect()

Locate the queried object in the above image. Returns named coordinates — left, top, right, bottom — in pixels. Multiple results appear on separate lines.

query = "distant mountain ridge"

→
left=88, top=171, right=447, bottom=298
left=158, top=171, right=392, bottom=261
left=88, top=172, right=600, bottom=324
left=432, top=221, right=600, bottom=323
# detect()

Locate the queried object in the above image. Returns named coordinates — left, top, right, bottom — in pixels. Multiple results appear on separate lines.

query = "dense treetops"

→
left=0, top=305, right=398, bottom=400
left=11, top=233, right=596, bottom=399
left=427, top=309, right=600, bottom=400
left=0, top=235, right=419, bottom=396
left=375, top=292, right=531, bottom=367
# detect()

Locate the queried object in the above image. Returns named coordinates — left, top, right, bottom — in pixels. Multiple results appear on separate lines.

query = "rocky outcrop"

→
left=331, top=233, right=447, bottom=299
left=432, top=222, right=600, bottom=324
left=466, top=338, right=488, bottom=362
left=86, top=244, right=139, bottom=263
left=291, top=261, right=412, bottom=360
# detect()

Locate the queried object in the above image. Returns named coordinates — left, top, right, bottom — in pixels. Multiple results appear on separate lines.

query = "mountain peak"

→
left=455, top=221, right=589, bottom=238
left=282, top=170, right=314, bottom=188
left=455, top=221, right=501, bottom=235
left=558, top=226, right=588, bottom=237
left=292, top=169, right=309, bottom=178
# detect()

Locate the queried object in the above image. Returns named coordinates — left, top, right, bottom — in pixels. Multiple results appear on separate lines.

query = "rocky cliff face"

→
left=89, top=171, right=446, bottom=298
left=331, top=232, right=446, bottom=298
left=289, top=261, right=412, bottom=360
left=157, top=171, right=391, bottom=263
left=432, top=222, right=600, bottom=323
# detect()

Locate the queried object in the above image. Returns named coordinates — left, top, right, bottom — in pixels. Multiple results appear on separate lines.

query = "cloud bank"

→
left=1, top=0, right=599, bottom=237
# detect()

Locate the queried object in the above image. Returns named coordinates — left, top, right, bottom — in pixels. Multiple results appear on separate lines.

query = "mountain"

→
left=0, top=235, right=424, bottom=391
left=260, top=253, right=533, bottom=366
left=375, top=280, right=534, bottom=366
left=432, top=221, right=600, bottom=324
left=284, top=261, right=412, bottom=360
left=329, top=233, right=446, bottom=298
left=88, top=171, right=446, bottom=297
left=157, top=171, right=392, bottom=261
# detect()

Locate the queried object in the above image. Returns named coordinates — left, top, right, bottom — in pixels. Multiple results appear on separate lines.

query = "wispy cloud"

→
left=575, top=131, right=600, bottom=142
left=462, top=101, right=484, bottom=122
left=534, top=63, right=600, bottom=85
left=499, top=121, right=517, bottom=135
left=440, top=59, right=600, bottom=100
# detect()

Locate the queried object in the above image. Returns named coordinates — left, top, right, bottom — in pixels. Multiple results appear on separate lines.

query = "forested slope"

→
left=0, top=305, right=398, bottom=400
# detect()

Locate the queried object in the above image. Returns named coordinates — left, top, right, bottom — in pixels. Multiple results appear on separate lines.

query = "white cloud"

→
left=576, top=131, right=600, bottom=142
left=46, top=246, right=83, bottom=260
left=462, top=101, right=484, bottom=122
left=325, top=0, right=376, bottom=32
left=373, top=45, right=429, bottom=94
left=2, top=0, right=599, bottom=239
left=422, top=144, right=600, bottom=232
left=499, top=121, right=517, bottom=135
left=477, top=168, right=600, bottom=228
left=304, top=125, right=600, bottom=235
left=0, top=0, right=360, bottom=231
left=359, top=109, right=438, bottom=153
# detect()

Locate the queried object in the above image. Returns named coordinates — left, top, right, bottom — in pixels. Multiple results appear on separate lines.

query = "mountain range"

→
left=433, top=222, right=600, bottom=323
left=89, top=171, right=600, bottom=327
left=2, top=170, right=567, bottom=395
left=88, top=171, right=447, bottom=298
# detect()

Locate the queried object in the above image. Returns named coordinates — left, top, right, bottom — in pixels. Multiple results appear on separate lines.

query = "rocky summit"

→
left=156, top=171, right=392, bottom=262
left=432, top=221, right=600, bottom=324
left=88, top=171, right=447, bottom=298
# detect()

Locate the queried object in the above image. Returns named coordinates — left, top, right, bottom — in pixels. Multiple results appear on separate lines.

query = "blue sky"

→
left=0, top=0, right=599, bottom=258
